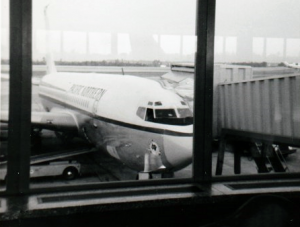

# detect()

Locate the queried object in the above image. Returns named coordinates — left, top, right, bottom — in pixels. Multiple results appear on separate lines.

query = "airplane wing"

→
left=157, top=68, right=194, bottom=110
left=173, top=77, right=194, bottom=100
left=0, top=111, right=79, bottom=132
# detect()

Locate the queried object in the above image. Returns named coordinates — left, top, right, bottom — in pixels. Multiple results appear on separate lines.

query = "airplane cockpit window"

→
left=136, top=107, right=146, bottom=120
left=145, top=108, right=155, bottom=122
left=146, top=108, right=193, bottom=125
left=155, top=109, right=176, bottom=118
left=177, top=108, right=193, bottom=118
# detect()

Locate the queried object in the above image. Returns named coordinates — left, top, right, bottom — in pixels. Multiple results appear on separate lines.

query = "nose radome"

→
left=163, top=135, right=193, bottom=171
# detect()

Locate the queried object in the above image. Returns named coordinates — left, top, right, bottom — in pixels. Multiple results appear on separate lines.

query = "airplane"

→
left=1, top=58, right=193, bottom=179
left=0, top=56, right=194, bottom=179
left=0, top=5, right=193, bottom=179
left=283, top=61, right=300, bottom=69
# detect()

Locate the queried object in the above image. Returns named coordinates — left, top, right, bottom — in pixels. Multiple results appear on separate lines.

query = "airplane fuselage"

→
left=38, top=73, right=193, bottom=172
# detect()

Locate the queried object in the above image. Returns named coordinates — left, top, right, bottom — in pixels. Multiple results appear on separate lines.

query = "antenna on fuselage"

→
left=44, top=4, right=57, bottom=75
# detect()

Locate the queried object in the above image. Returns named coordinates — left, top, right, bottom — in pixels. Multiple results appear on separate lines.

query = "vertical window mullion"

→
left=193, top=0, right=215, bottom=182
left=7, top=0, right=32, bottom=195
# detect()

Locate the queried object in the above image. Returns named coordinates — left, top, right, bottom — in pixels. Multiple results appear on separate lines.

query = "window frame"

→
left=2, top=0, right=215, bottom=196
left=5, top=0, right=32, bottom=195
left=3, top=0, right=300, bottom=200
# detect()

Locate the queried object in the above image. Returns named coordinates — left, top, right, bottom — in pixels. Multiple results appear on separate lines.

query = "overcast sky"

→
left=1, top=0, right=300, bottom=62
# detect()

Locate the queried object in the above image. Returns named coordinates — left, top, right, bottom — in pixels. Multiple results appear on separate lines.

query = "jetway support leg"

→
left=216, top=136, right=245, bottom=175
left=265, top=144, right=286, bottom=172
left=215, top=134, right=226, bottom=175
left=215, top=129, right=295, bottom=175
left=250, top=143, right=270, bottom=173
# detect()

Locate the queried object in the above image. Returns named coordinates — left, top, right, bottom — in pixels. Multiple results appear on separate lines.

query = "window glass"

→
left=146, top=108, right=193, bottom=126
left=213, top=0, right=300, bottom=176
left=0, top=0, right=9, bottom=191
left=178, top=108, right=193, bottom=118
left=136, top=107, right=146, bottom=120
left=31, top=0, right=196, bottom=188
left=146, top=108, right=155, bottom=122
left=155, top=109, right=177, bottom=118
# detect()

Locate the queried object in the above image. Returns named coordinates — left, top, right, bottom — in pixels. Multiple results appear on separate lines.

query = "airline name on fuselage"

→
left=69, top=84, right=107, bottom=100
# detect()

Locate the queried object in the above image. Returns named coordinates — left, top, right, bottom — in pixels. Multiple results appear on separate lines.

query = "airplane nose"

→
left=163, top=135, right=193, bottom=170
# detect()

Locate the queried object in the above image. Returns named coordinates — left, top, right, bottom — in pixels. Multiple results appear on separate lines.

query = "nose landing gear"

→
left=137, top=172, right=152, bottom=180
left=136, top=151, right=170, bottom=180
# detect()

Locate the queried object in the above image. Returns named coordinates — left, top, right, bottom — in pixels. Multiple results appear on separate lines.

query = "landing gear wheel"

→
left=63, top=167, right=78, bottom=180
left=137, top=172, right=152, bottom=180
left=31, top=128, right=42, bottom=153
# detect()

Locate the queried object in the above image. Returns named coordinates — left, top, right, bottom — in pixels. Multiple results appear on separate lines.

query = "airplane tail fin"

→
left=44, top=4, right=57, bottom=74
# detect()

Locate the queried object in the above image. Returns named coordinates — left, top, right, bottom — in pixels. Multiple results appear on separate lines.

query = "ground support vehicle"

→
left=0, top=149, right=94, bottom=181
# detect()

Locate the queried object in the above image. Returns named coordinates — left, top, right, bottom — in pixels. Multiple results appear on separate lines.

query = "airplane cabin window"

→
left=213, top=0, right=300, bottom=177
left=29, top=0, right=196, bottom=190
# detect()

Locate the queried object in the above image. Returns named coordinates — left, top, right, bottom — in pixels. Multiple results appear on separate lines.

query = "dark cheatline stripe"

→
left=39, top=94, right=193, bottom=137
